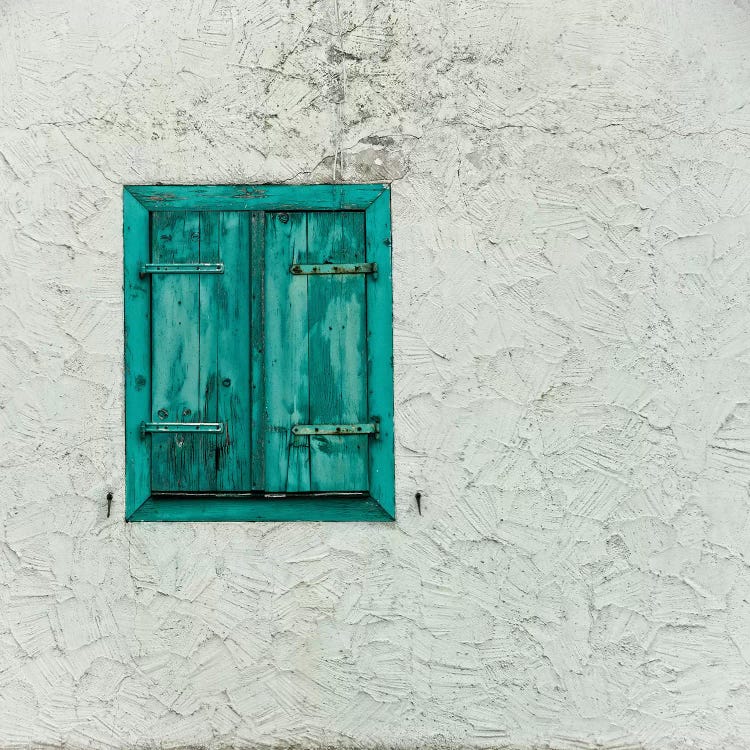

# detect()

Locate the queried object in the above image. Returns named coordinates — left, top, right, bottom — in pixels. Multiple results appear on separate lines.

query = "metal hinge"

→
left=291, top=421, right=379, bottom=437
left=141, top=422, right=224, bottom=437
left=140, top=263, right=224, bottom=277
left=290, top=263, right=377, bottom=275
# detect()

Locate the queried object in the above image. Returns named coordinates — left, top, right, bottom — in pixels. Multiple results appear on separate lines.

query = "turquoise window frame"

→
left=124, top=184, right=394, bottom=522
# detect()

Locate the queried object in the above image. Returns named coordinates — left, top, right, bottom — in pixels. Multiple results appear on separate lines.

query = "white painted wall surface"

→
left=2, top=0, right=750, bottom=747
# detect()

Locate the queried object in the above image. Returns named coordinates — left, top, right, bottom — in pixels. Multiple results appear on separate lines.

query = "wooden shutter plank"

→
left=250, top=212, right=265, bottom=490
left=151, top=211, right=201, bottom=491
left=216, top=211, right=252, bottom=490
left=198, top=212, right=219, bottom=489
left=307, top=211, right=369, bottom=492
left=264, top=212, right=311, bottom=492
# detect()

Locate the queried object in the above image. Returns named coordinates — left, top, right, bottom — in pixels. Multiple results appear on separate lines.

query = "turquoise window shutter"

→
left=148, top=211, right=252, bottom=493
left=264, top=211, right=369, bottom=494
left=124, top=185, right=394, bottom=522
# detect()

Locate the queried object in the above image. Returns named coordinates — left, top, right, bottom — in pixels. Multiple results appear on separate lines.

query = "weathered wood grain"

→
left=129, top=495, right=393, bottom=522
left=198, top=212, right=219, bottom=489
left=365, top=189, right=395, bottom=518
left=264, top=211, right=311, bottom=492
left=123, top=190, right=151, bottom=519
left=215, top=211, right=252, bottom=491
left=150, top=211, right=201, bottom=492
left=126, top=184, right=388, bottom=211
left=250, top=212, right=265, bottom=490
left=307, top=211, right=369, bottom=491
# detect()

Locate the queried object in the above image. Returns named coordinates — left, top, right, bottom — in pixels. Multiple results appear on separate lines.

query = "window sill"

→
left=126, top=495, right=395, bottom=522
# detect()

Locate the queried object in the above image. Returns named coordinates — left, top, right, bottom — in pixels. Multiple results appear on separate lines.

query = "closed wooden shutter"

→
left=124, top=184, right=394, bottom=522
left=264, top=211, right=370, bottom=493
left=149, top=211, right=252, bottom=492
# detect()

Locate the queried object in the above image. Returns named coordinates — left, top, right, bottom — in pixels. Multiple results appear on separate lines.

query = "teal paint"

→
left=125, top=184, right=388, bottom=211
left=264, top=211, right=311, bottom=492
left=307, top=211, right=369, bottom=492
left=215, top=211, right=253, bottom=491
left=128, top=496, right=393, bottom=523
left=123, top=185, right=394, bottom=522
left=365, top=190, right=396, bottom=518
left=123, top=190, right=151, bottom=519
left=198, top=211, right=220, bottom=491
left=249, top=212, right=266, bottom=491
left=150, top=211, right=202, bottom=491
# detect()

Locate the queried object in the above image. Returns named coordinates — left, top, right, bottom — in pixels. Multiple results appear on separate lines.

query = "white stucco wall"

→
left=2, top=0, right=750, bottom=747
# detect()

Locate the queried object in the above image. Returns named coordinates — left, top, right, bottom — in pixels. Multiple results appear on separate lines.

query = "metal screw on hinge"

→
left=278, top=213, right=289, bottom=223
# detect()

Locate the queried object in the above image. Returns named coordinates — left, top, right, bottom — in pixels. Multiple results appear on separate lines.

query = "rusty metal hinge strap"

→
left=291, top=422, right=379, bottom=437
left=140, top=263, right=224, bottom=277
left=141, top=422, right=224, bottom=437
left=290, top=263, right=377, bottom=275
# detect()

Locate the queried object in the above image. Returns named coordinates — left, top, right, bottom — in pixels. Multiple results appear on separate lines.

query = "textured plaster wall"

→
left=2, top=0, right=750, bottom=748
